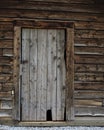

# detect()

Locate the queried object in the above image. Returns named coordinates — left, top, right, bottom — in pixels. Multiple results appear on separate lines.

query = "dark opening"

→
left=47, top=109, right=52, bottom=121
left=64, top=107, right=66, bottom=121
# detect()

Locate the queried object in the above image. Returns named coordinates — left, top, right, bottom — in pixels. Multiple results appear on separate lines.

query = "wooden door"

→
left=21, top=28, right=66, bottom=121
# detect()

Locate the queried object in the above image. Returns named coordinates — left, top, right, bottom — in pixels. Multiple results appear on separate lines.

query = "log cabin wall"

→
left=0, top=0, right=104, bottom=125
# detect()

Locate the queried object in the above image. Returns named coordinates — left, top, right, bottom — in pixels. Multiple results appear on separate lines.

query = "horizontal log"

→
left=74, top=99, right=102, bottom=107
left=0, top=100, right=12, bottom=109
left=74, top=82, right=104, bottom=90
left=0, top=40, right=13, bottom=48
left=0, top=109, right=12, bottom=117
left=14, top=20, right=73, bottom=28
left=74, top=38, right=104, bottom=48
left=75, top=21, right=104, bottom=30
left=75, top=55, right=104, bottom=64
left=0, top=65, right=13, bottom=74
left=0, top=91, right=12, bottom=98
left=0, top=31, right=13, bottom=40
left=75, top=46, right=104, bottom=55
left=0, top=0, right=97, bottom=4
left=75, top=73, right=104, bottom=82
left=0, top=9, right=104, bottom=22
left=75, top=64, right=104, bottom=73
left=75, top=30, right=104, bottom=39
left=0, top=22, right=13, bottom=30
left=0, top=57, right=13, bottom=65
left=0, top=2, right=103, bottom=14
left=75, top=107, right=104, bottom=117
left=3, top=49, right=13, bottom=57
left=0, top=75, right=13, bottom=83
left=75, top=90, right=104, bottom=99
left=0, top=82, right=14, bottom=92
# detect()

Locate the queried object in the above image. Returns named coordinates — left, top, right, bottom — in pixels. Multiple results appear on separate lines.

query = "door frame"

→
left=13, top=20, right=74, bottom=122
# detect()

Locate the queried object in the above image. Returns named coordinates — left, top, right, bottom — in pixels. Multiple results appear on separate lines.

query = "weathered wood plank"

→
left=56, top=30, right=65, bottom=120
left=15, top=20, right=73, bottom=29
left=36, top=29, right=42, bottom=120
left=0, top=57, right=13, bottom=66
left=56, top=30, right=62, bottom=120
left=0, top=31, right=13, bottom=40
left=0, top=9, right=104, bottom=22
left=75, top=107, right=104, bottom=117
left=40, top=29, right=47, bottom=121
left=74, top=38, right=104, bottom=48
left=0, top=1, right=103, bottom=14
left=0, top=91, right=12, bottom=98
left=29, top=29, right=38, bottom=120
left=0, top=65, right=12, bottom=74
left=66, top=28, right=74, bottom=120
left=13, top=27, right=21, bottom=120
left=1, top=100, right=12, bottom=109
left=21, top=29, right=30, bottom=120
left=74, top=82, right=104, bottom=91
left=75, top=64, right=104, bottom=73
left=75, top=91, right=104, bottom=99
left=0, top=22, right=13, bottom=30
left=75, top=22, right=104, bottom=30
left=0, top=40, right=13, bottom=49
left=59, top=30, right=66, bottom=120
left=0, top=0, right=97, bottom=4
left=0, top=109, right=12, bottom=117
left=51, top=30, right=57, bottom=121
left=37, top=29, right=47, bottom=120
left=47, top=30, right=52, bottom=112
left=75, top=55, right=104, bottom=64
left=74, top=99, right=102, bottom=107
left=1, top=82, right=13, bottom=92
left=75, top=73, right=104, bottom=82
left=75, top=30, right=104, bottom=39
left=75, top=46, right=104, bottom=55
left=3, top=49, right=13, bottom=57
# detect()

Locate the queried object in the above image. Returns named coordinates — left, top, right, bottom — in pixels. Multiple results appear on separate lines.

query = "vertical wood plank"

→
left=51, top=30, right=57, bottom=121
left=47, top=30, right=52, bottom=111
left=37, top=29, right=47, bottom=121
left=56, top=30, right=65, bottom=120
left=29, top=29, right=38, bottom=120
left=56, top=30, right=62, bottom=120
left=40, top=29, right=47, bottom=121
left=13, top=27, right=21, bottom=120
left=66, top=28, right=74, bottom=121
left=21, top=29, right=30, bottom=120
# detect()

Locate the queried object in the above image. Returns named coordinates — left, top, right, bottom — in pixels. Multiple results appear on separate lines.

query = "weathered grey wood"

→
left=60, top=30, right=66, bottom=120
left=75, top=46, right=104, bottom=55
left=29, top=29, right=38, bottom=120
left=13, top=27, right=21, bottom=120
left=75, top=72, right=104, bottom=82
left=56, top=30, right=65, bottom=120
left=51, top=30, right=57, bottom=121
left=75, top=64, right=104, bottom=73
left=40, top=29, right=47, bottom=121
left=21, top=29, right=30, bottom=120
left=56, top=30, right=61, bottom=120
left=37, top=29, right=47, bottom=121
left=66, top=28, right=74, bottom=121
left=75, top=91, right=104, bottom=99
left=75, top=107, right=104, bottom=117
left=74, top=99, right=102, bottom=107
left=47, top=30, right=52, bottom=111
left=74, top=82, right=104, bottom=90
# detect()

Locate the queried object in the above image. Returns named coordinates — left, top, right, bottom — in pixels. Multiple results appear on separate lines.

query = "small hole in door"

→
left=47, top=109, right=52, bottom=121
